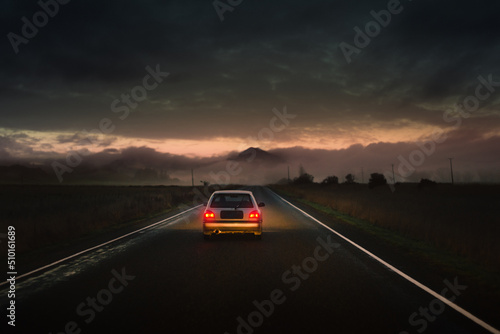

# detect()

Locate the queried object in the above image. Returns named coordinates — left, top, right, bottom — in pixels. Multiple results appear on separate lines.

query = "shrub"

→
left=321, top=176, right=339, bottom=185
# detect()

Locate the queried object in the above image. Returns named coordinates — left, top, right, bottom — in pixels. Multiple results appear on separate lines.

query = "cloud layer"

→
left=1, top=0, right=499, bottom=180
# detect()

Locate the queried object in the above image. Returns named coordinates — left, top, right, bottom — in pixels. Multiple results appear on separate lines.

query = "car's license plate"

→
left=220, top=211, right=244, bottom=219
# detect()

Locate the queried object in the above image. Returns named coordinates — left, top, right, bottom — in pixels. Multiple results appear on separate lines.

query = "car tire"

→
left=254, top=233, right=262, bottom=240
left=203, top=234, right=211, bottom=241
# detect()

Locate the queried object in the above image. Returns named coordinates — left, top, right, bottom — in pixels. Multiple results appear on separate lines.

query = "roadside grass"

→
left=271, top=184, right=500, bottom=295
left=0, top=185, right=215, bottom=255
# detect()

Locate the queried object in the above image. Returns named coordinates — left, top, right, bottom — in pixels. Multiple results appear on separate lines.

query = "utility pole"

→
left=287, top=166, right=290, bottom=183
left=191, top=169, right=194, bottom=187
left=361, top=167, right=364, bottom=184
left=391, top=164, right=395, bottom=184
left=448, top=158, right=454, bottom=185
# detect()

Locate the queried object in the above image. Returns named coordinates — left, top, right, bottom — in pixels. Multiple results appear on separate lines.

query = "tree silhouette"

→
left=291, top=164, right=315, bottom=184
left=368, top=173, right=387, bottom=189
left=345, top=173, right=355, bottom=184
left=418, top=178, right=437, bottom=189
left=321, top=175, right=339, bottom=185
left=293, top=173, right=314, bottom=185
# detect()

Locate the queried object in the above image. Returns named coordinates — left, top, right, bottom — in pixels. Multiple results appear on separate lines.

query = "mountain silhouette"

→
left=229, top=147, right=286, bottom=165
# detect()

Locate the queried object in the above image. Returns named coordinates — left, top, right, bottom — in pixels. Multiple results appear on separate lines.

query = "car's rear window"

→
left=210, top=194, right=254, bottom=208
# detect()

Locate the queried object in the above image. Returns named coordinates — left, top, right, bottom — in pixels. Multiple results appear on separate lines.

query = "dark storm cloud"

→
left=55, top=132, right=116, bottom=147
left=56, top=133, right=87, bottom=144
left=0, top=136, right=19, bottom=156
left=270, top=130, right=500, bottom=183
left=65, top=146, right=226, bottom=176
left=1, top=0, right=499, bottom=142
left=25, top=130, right=500, bottom=184
left=0, top=133, right=46, bottom=159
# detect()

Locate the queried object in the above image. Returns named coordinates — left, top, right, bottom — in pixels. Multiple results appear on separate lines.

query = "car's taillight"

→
left=204, top=210, right=215, bottom=219
left=249, top=211, right=260, bottom=219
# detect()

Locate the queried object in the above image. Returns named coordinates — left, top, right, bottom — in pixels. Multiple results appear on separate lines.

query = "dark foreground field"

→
left=2, top=183, right=499, bottom=270
left=271, top=183, right=500, bottom=270
left=0, top=185, right=203, bottom=255
left=1, top=185, right=499, bottom=334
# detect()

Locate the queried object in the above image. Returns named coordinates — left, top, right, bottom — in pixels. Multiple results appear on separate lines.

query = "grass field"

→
left=271, top=183, right=500, bottom=269
left=0, top=185, right=213, bottom=255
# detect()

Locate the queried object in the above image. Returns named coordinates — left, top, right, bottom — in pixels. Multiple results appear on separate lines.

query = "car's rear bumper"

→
left=203, top=221, right=262, bottom=235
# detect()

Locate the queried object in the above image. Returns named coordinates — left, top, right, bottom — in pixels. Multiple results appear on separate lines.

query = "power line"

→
left=448, top=158, right=454, bottom=185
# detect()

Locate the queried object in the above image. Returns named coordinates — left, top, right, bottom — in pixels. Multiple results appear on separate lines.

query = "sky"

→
left=1, top=0, right=500, bottom=183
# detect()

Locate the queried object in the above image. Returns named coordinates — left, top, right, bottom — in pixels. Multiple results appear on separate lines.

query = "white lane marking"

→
left=270, top=190, right=500, bottom=334
left=0, top=205, right=203, bottom=287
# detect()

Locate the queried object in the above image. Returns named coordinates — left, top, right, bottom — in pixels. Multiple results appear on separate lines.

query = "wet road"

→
left=1, top=186, right=498, bottom=334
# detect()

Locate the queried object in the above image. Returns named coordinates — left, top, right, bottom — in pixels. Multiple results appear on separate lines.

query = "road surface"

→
left=1, top=186, right=498, bottom=333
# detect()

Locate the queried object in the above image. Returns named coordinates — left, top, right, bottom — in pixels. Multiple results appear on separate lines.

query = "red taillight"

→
left=204, top=211, right=215, bottom=219
left=249, top=211, right=260, bottom=219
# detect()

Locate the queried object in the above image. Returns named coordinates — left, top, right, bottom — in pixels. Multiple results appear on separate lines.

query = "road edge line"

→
left=0, top=204, right=202, bottom=287
left=269, top=189, right=500, bottom=334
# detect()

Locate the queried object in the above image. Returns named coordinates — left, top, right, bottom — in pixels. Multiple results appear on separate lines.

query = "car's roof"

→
left=211, top=190, right=253, bottom=195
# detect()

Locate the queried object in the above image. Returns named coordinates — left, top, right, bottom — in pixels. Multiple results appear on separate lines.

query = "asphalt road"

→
left=1, top=186, right=497, bottom=334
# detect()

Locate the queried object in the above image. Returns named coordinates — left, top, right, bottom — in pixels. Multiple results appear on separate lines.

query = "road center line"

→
left=0, top=205, right=203, bottom=288
left=270, top=189, right=500, bottom=334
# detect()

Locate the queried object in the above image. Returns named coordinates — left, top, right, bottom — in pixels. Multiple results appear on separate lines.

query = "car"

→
left=202, top=190, right=265, bottom=240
